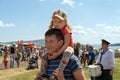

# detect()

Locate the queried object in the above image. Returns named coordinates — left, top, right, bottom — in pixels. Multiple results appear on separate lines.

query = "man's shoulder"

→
left=71, top=54, right=77, bottom=58
left=107, top=49, right=113, bottom=54
left=67, top=54, right=82, bottom=70
left=69, top=55, right=80, bottom=62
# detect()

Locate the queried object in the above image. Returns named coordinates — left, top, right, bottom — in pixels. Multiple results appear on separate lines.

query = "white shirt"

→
left=97, top=49, right=115, bottom=70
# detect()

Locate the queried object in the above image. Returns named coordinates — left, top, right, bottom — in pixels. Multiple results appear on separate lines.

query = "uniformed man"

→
left=96, top=39, right=115, bottom=80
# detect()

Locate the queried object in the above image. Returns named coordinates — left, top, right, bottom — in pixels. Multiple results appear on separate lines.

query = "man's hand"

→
left=52, top=68, right=65, bottom=80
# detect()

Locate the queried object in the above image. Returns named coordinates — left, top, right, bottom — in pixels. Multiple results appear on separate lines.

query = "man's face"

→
left=45, top=35, right=63, bottom=55
left=101, top=43, right=108, bottom=49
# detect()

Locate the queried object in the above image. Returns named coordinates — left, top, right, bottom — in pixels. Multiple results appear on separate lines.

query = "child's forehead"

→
left=52, top=17, right=63, bottom=21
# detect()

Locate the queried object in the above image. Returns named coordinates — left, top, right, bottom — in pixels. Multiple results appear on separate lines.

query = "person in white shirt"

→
left=96, top=39, right=115, bottom=80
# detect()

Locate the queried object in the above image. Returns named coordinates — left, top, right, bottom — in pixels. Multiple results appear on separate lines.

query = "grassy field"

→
left=0, top=56, right=120, bottom=80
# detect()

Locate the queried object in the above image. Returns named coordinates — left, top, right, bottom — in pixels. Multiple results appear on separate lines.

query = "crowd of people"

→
left=0, top=41, right=94, bottom=69
left=0, top=43, right=40, bottom=69
left=74, top=42, right=97, bottom=67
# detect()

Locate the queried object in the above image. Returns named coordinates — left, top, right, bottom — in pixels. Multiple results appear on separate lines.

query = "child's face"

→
left=52, top=17, right=66, bottom=29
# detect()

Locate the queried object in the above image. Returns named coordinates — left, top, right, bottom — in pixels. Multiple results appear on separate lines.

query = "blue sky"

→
left=0, top=0, right=120, bottom=44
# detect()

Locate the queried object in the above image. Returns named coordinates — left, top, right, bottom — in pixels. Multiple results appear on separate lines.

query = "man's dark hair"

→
left=45, top=28, right=64, bottom=41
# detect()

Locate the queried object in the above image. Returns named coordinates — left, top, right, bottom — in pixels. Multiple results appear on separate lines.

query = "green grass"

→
left=113, top=58, right=120, bottom=80
left=0, top=56, right=120, bottom=80
left=6, top=69, right=39, bottom=80
left=83, top=67, right=91, bottom=80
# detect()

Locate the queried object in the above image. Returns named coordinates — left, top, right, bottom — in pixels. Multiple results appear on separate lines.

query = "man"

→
left=9, top=43, right=16, bottom=68
left=75, top=42, right=83, bottom=63
left=96, top=39, right=115, bottom=80
left=74, top=42, right=82, bottom=58
left=87, top=45, right=95, bottom=66
left=36, top=28, right=86, bottom=80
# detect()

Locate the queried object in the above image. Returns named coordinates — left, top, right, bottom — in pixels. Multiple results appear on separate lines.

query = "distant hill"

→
left=2, top=40, right=120, bottom=47
left=110, top=43, right=120, bottom=46
left=28, top=39, right=45, bottom=47
left=1, top=39, right=45, bottom=47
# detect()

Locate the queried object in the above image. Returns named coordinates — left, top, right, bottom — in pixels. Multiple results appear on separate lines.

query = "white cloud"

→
left=96, top=24, right=120, bottom=33
left=96, top=23, right=106, bottom=27
left=72, top=24, right=120, bottom=44
left=72, top=25, right=87, bottom=35
left=62, top=0, right=75, bottom=7
left=0, top=20, right=16, bottom=28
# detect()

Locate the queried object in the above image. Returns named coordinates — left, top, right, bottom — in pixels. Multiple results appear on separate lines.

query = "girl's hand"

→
left=53, top=68, right=65, bottom=80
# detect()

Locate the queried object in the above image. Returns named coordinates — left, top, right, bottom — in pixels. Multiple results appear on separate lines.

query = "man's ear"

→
left=59, top=40, right=64, bottom=46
